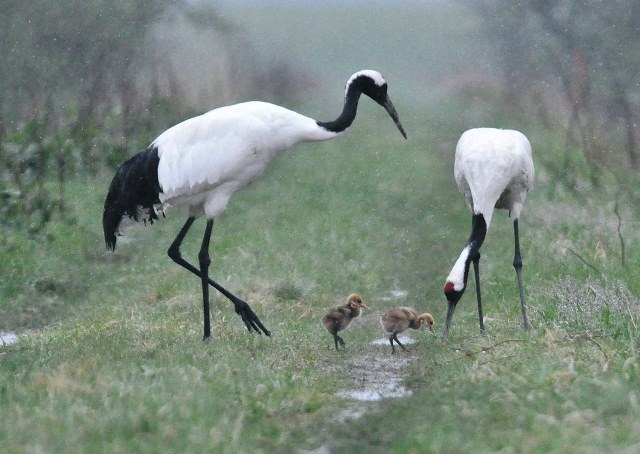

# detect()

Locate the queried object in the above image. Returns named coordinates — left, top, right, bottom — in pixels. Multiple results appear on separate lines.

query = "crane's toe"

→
left=233, top=298, right=271, bottom=336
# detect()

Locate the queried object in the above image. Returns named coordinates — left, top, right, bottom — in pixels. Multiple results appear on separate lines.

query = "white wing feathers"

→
left=151, top=102, right=326, bottom=218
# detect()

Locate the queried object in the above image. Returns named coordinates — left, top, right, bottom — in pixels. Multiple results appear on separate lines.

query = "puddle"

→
left=337, top=376, right=412, bottom=401
left=370, top=335, right=416, bottom=346
left=333, top=351, right=416, bottom=403
left=0, top=332, right=19, bottom=346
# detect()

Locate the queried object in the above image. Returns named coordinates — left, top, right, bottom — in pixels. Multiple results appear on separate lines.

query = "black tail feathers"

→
left=103, top=146, right=162, bottom=251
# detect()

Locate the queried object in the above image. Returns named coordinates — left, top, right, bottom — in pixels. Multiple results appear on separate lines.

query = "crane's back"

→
left=454, top=128, right=534, bottom=226
left=153, top=101, right=337, bottom=218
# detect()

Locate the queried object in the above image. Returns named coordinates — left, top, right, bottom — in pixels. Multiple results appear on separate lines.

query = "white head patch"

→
left=445, top=244, right=471, bottom=292
left=345, top=70, right=386, bottom=97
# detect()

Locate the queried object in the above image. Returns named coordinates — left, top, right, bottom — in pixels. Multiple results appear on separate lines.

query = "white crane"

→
left=103, top=70, right=406, bottom=340
left=442, top=128, right=534, bottom=341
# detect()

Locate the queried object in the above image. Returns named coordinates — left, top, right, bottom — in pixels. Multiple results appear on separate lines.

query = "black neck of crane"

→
left=468, top=213, right=487, bottom=248
left=462, top=213, right=487, bottom=285
left=316, top=88, right=362, bottom=134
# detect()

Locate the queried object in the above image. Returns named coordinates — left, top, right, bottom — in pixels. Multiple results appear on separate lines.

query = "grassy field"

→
left=2, top=2, right=640, bottom=453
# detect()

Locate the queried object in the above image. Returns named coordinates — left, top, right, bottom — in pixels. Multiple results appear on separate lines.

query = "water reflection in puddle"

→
left=370, top=335, right=416, bottom=346
left=0, top=332, right=19, bottom=346
left=337, top=378, right=412, bottom=401
left=335, top=341, right=417, bottom=402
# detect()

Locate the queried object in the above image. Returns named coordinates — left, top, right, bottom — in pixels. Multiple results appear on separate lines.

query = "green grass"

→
left=2, top=103, right=640, bottom=452
left=3, top=3, right=640, bottom=453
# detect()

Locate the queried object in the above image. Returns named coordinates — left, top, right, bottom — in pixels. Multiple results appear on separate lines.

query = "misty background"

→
left=2, top=0, right=640, bottom=270
left=3, top=2, right=640, bottom=451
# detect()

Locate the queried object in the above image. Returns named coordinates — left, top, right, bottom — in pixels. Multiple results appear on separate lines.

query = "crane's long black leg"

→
left=169, top=216, right=197, bottom=255
left=472, top=251, right=484, bottom=333
left=199, top=220, right=214, bottom=339
left=513, top=219, right=530, bottom=330
left=167, top=217, right=271, bottom=336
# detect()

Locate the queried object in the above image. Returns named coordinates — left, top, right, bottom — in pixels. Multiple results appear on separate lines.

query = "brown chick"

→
left=380, top=307, right=435, bottom=354
left=321, top=293, right=369, bottom=351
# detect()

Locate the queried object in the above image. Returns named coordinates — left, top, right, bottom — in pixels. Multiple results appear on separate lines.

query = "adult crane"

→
left=442, top=128, right=534, bottom=342
left=103, top=70, right=407, bottom=340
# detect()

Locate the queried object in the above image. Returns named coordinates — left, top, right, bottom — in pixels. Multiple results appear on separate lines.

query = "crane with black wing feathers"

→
left=103, top=70, right=406, bottom=340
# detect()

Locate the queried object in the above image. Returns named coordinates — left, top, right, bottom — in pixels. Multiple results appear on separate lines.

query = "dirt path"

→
left=319, top=309, right=427, bottom=418
left=304, top=311, right=426, bottom=454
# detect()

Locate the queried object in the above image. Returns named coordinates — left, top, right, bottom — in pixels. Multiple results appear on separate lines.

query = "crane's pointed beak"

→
left=443, top=301, right=456, bottom=343
left=380, top=95, right=407, bottom=139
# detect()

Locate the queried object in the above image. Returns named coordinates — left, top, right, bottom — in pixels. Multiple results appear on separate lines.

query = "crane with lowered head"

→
left=443, top=128, right=534, bottom=342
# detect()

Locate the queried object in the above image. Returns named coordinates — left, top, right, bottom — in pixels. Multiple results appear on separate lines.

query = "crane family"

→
left=103, top=69, right=534, bottom=346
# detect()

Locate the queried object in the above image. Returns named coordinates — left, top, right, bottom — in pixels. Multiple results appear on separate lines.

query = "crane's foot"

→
left=232, top=297, right=271, bottom=336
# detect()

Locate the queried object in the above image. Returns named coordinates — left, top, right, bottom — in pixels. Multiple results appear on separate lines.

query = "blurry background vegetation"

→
left=3, top=0, right=640, bottom=233
left=0, top=0, right=311, bottom=233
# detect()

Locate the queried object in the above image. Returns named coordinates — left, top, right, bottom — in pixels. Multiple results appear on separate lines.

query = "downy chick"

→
left=321, top=293, right=368, bottom=350
left=380, top=307, right=435, bottom=353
